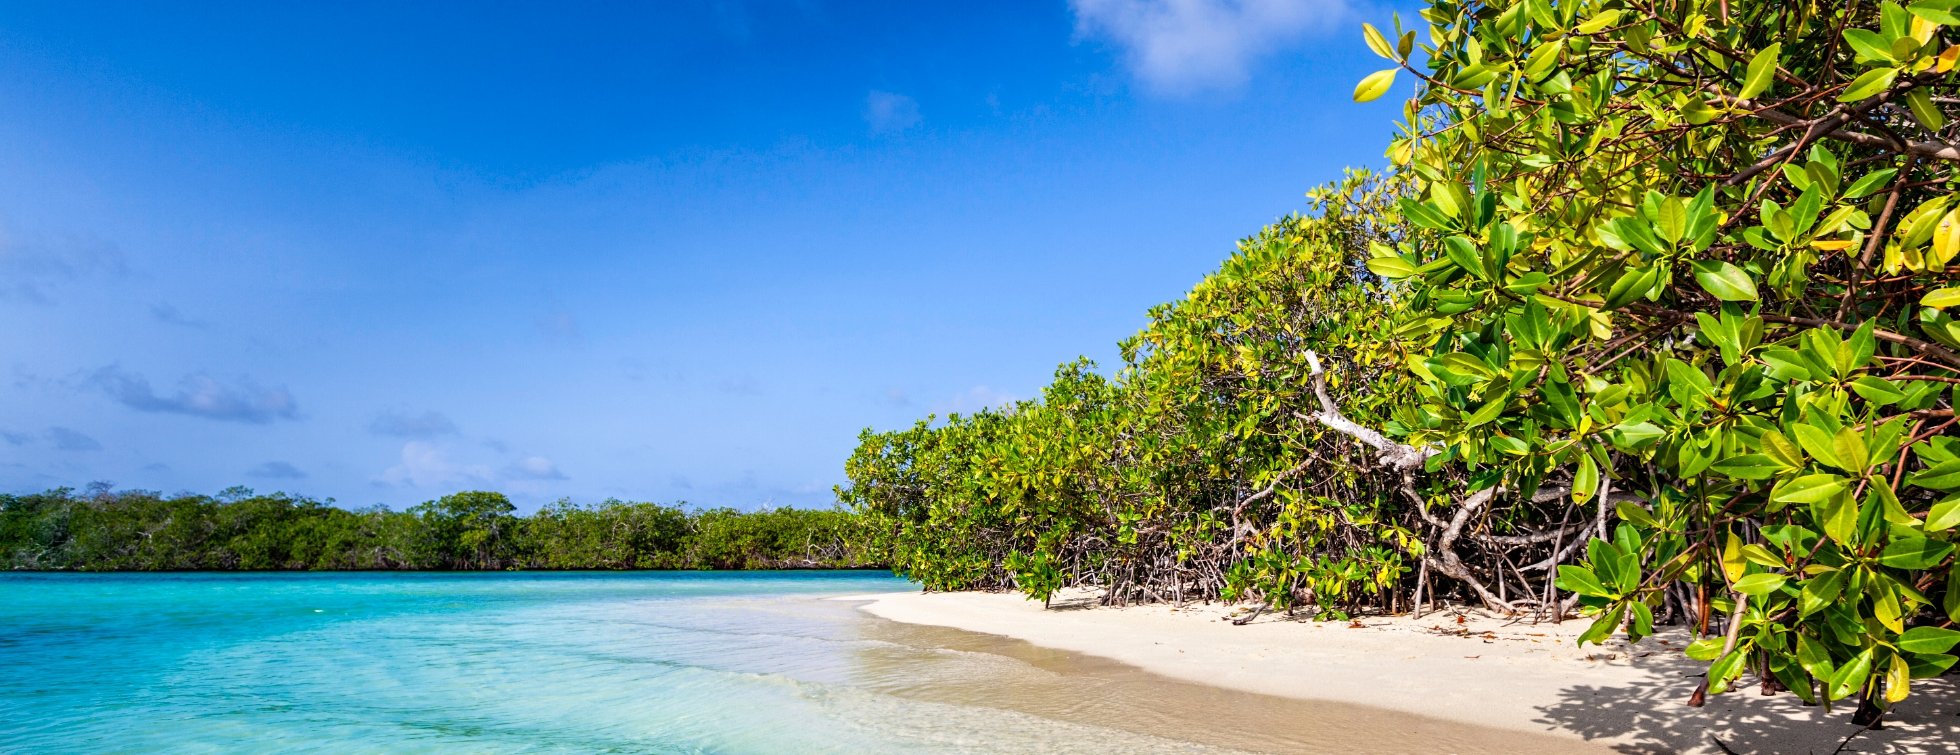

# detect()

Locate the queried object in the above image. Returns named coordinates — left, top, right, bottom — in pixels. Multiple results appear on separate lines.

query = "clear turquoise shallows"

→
left=3, top=571, right=1288, bottom=754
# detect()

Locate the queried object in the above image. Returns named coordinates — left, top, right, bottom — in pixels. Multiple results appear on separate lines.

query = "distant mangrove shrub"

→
left=0, top=486, right=877, bottom=571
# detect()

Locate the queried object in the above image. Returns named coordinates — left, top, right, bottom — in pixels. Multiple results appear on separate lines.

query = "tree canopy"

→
left=1, top=486, right=876, bottom=572
left=842, top=0, right=1960, bottom=714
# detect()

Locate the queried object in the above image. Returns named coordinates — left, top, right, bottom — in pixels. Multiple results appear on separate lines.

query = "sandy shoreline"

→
left=847, top=589, right=1960, bottom=754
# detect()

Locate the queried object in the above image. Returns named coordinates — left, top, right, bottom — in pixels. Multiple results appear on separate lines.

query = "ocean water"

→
left=0, top=571, right=1588, bottom=754
left=0, top=571, right=1236, bottom=754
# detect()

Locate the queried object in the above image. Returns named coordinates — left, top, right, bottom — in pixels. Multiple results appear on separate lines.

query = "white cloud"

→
left=378, top=442, right=568, bottom=492
left=1071, top=0, right=1350, bottom=93
left=379, top=441, right=494, bottom=489
left=504, top=456, right=567, bottom=481
left=864, top=90, right=921, bottom=134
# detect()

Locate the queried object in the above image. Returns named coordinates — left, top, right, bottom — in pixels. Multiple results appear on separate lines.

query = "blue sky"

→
left=1, top=0, right=1412, bottom=511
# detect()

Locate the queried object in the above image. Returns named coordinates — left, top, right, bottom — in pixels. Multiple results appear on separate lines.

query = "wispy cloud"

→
left=1071, top=0, right=1350, bottom=94
left=378, top=441, right=493, bottom=489
left=87, top=366, right=299, bottom=424
left=369, top=410, right=459, bottom=439
left=717, top=374, right=763, bottom=396
left=149, top=303, right=207, bottom=329
left=865, top=90, right=921, bottom=134
left=0, top=231, right=127, bottom=303
left=45, top=426, right=102, bottom=451
left=504, top=456, right=567, bottom=481
left=247, top=461, right=307, bottom=479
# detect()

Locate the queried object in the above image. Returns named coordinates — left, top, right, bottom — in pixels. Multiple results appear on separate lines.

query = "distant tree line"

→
left=0, top=486, right=879, bottom=571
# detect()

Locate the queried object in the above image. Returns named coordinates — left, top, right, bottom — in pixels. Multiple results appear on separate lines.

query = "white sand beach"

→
left=851, top=590, right=1960, bottom=754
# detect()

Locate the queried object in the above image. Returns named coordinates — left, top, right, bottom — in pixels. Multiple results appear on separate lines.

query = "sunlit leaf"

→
left=1354, top=68, right=1398, bottom=102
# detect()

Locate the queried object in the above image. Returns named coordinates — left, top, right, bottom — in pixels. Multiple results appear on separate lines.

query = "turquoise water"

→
left=0, top=571, right=1279, bottom=754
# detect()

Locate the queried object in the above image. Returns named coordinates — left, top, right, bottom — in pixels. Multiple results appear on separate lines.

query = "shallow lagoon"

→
left=1, top=571, right=1572, bottom=754
left=1, top=572, right=1213, bottom=753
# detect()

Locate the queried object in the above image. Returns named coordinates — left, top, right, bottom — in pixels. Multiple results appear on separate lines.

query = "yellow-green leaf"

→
left=1924, top=287, right=1960, bottom=309
left=1707, top=651, right=1747, bottom=694
left=1721, top=532, right=1745, bottom=582
left=1879, top=537, right=1954, bottom=569
left=1656, top=198, right=1687, bottom=244
left=1827, top=649, right=1874, bottom=700
left=1762, top=431, right=1803, bottom=469
left=1576, top=9, right=1622, bottom=34
left=1692, top=260, right=1758, bottom=301
left=1934, top=209, right=1960, bottom=267
left=1905, top=197, right=1955, bottom=248
left=1928, top=496, right=1960, bottom=531
left=1362, top=23, right=1395, bottom=60
left=1603, top=266, right=1657, bottom=309
left=1801, top=569, right=1847, bottom=615
left=1523, top=41, right=1561, bottom=82
left=1572, top=453, right=1599, bottom=504
left=1913, top=0, right=1960, bottom=25
left=1733, top=573, right=1788, bottom=596
left=1366, top=256, right=1418, bottom=278
left=1773, top=473, right=1848, bottom=505
left=1833, top=427, right=1870, bottom=472
left=1887, top=655, right=1911, bottom=704
left=1739, top=44, right=1780, bottom=100
left=1908, top=88, right=1949, bottom=131
left=1900, top=625, right=1960, bottom=653
left=1354, top=68, right=1398, bottom=102
left=1839, top=67, right=1900, bottom=102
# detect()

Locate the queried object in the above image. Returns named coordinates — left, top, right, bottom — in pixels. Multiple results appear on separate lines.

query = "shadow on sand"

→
left=1534, top=647, right=1960, bottom=754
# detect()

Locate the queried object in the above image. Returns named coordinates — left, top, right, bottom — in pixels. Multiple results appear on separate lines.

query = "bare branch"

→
left=1300, top=350, right=1436, bottom=470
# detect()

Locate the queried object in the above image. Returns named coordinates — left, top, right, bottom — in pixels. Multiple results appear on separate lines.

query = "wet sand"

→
left=848, top=589, right=1960, bottom=754
left=836, top=594, right=1608, bottom=754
